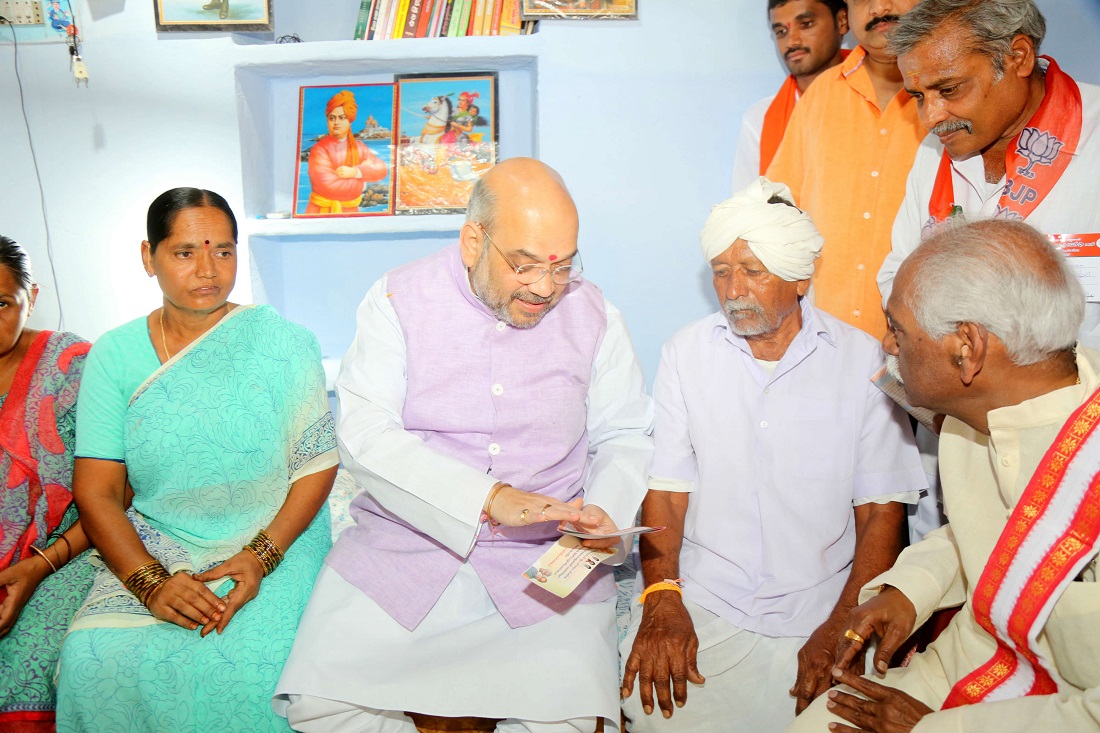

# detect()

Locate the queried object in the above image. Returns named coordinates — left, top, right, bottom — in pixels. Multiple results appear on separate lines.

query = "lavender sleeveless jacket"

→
left=327, top=244, right=615, bottom=630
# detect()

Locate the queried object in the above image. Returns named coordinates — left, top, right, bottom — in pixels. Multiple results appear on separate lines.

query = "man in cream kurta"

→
left=274, top=159, right=653, bottom=733
left=789, top=219, right=1100, bottom=732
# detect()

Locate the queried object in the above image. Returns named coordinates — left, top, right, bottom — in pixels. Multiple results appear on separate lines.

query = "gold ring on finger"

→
left=540, top=503, right=552, bottom=516
left=519, top=508, right=532, bottom=525
left=844, top=628, right=865, bottom=644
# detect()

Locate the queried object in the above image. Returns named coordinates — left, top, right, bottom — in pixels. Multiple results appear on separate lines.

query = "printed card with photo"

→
left=523, top=535, right=618, bottom=599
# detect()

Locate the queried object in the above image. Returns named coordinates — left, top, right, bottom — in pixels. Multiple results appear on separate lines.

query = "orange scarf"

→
left=928, top=57, right=1081, bottom=224
left=760, top=75, right=800, bottom=175
left=759, top=49, right=849, bottom=175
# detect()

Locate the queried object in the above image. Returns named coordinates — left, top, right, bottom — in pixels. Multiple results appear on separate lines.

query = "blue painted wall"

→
left=1, top=0, right=1097, bottom=383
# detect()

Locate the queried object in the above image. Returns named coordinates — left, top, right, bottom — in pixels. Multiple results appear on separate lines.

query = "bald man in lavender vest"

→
left=274, top=158, right=654, bottom=733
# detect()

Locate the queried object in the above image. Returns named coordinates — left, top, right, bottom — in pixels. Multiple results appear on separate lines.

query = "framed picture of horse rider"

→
left=293, top=82, right=397, bottom=218
left=394, top=71, right=499, bottom=215
left=520, top=0, right=637, bottom=20
left=152, top=0, right=274, bottom=31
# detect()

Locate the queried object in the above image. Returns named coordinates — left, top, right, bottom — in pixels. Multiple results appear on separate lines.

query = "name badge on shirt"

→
left=1050, top=234, right=1100, bottom=302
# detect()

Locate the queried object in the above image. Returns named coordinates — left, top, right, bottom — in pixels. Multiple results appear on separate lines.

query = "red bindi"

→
left=548, top=254, right=557, bottom=261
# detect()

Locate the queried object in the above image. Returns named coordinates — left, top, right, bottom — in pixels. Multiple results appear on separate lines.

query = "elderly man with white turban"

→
left=619, top=179, right=926, bottom=733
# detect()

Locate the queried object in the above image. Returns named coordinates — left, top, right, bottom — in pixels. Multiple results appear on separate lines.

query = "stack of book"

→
left=353, top=0, right=536, bottom=40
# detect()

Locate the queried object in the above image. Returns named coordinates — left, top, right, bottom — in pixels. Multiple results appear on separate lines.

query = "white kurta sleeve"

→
left=732, top=95, right=777, bottom=193
left=851, top=348, right=926, bottom=504
left=335, top=278, right=496, bottom=556
left=880, top=143, right=937, bottom=307
left=858, top=523, right=967, bottom=632
left=646, top=334, right=696, bottom=493
left=580, top=301, right=655, bottom=532
left=913, top=685, right=1100, bottom=733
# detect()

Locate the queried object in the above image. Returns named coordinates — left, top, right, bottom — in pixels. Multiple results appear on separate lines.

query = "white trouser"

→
left=283, top=695, right=600, bottom=733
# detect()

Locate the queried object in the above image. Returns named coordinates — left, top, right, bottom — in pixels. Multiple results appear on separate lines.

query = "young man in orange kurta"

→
left=767, top=0, right=925, bottom=339
left=731, top=0, right=849, bottom=192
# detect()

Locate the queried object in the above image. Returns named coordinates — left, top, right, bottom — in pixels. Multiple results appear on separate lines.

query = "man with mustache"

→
left=620, top=179, right=924, bottom=733
left=879, top=0, right=1100, bottom=349
left=766, top=0, right=924, bottom=341
left=878, top=0, right=1100, bottom=547
left=731, top=0, right=849, bottom=191
left=789, top=218, right=1100, bottom=733
left=275, top=158, right=654, bottom=733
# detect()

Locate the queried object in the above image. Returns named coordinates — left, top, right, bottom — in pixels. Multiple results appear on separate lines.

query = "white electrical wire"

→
left=1, top=16, right=65, bottom=329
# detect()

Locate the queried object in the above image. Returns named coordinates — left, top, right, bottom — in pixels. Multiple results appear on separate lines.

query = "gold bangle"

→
left=56, top=535, right=73, bottom=564
left=123, top=560, right=172, bottom=607
left=483, top=483, right=506, bottom=525
left=244, top=529, right=284, bottom=577
left=29, top=545, right=58, bottom=574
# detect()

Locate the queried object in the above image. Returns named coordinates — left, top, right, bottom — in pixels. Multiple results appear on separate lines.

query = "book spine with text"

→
left=415, top=0, right=436, bottom=36
left=447, top=0, right=466, bottom=35
left=499, top=0, right=520, bottom=35
left=353, top=0, right=372, bottom=39
left=366, top=0, right=384, bottom=39
left=391, top=0, right=412, bottom=40
left=402, top=0, right=424, bottom=38
left=437, top=0, right=456, bottom=36
left=374, top=0, right=395, bottom=39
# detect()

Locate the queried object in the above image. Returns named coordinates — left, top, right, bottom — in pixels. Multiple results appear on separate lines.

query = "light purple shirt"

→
left=650, top=300, right=925, bottom=637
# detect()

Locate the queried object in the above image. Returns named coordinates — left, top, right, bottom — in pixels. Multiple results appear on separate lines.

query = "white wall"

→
left=2, top=0, right=1098, bottom=382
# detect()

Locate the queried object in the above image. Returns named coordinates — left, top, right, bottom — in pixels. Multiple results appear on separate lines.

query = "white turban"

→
left=700, top=177, right=824, bottom=282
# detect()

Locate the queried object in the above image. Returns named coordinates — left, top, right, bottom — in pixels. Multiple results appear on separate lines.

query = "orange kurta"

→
left=767, top=46, right=926, bottom=339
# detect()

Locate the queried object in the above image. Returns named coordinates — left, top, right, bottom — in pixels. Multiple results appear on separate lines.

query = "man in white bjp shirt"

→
left=620, top=178, right=926, bottom=733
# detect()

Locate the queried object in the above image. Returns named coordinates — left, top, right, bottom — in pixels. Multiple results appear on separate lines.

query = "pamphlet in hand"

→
left=559, top=525, right=664, bottom=540
left=871, top=365, right=937, bottom=432
left=523, top=535, right=620, bottom=599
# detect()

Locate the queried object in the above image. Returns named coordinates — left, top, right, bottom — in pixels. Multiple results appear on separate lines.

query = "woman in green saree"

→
left=55, top=188, right=338, bottom=732
left=0, top=236, right=94, bottom=733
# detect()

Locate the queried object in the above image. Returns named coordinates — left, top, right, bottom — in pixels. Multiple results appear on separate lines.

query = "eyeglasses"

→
left=478, top=223, right=583, bottom=286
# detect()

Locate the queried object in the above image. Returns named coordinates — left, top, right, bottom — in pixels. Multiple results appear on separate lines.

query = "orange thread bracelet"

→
left=638, top=578, right=684, bottom=604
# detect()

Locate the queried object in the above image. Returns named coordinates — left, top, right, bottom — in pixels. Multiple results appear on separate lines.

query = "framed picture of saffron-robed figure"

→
left=152, top=0, right=273, bottom=31
left=520, top=0, right=637, bottom=20
left=293, top=83, right=397, bottom=218
left=394, top=71, right=499, bottom=215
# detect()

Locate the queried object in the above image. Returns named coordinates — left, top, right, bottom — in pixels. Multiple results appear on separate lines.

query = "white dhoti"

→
left=275, top=564, right=619, bottom=731
left=619, top=599, right=807, bottom=733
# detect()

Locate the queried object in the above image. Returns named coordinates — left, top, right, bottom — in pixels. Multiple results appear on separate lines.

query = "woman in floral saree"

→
left=55, top=188, right=338, bottom=732
left=0, top=236, right=94, bottom=733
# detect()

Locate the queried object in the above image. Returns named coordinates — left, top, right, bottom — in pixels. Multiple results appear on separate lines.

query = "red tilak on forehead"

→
left=204, top=240, right=210, bottom=248
left=548, top=254, right=557, bottom=261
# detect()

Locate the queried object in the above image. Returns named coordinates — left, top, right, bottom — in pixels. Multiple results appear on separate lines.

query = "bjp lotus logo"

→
left=1015, top=127, right=1063, bottom=179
